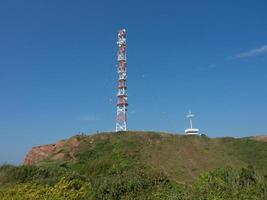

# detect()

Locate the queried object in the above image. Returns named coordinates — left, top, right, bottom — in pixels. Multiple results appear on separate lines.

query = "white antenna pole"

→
left=185, top=110, right=199, bottom=135
left=187, top=111, right=194, bottom=129
left=190, top=117, right=193, bottom=129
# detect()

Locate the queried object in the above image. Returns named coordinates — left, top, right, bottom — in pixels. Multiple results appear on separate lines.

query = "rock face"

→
left=24, top=144, right=56, bottom=165
left=24, top=137, right=81, bottom=165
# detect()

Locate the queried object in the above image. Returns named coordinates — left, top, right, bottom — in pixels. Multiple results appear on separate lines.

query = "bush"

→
left=191, top=167, right=267, bottom=200
left=0, top=177, right=92, bottom=200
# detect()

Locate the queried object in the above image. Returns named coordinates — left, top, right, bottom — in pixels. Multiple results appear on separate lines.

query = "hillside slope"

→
left=1, top=131, right=267, bottom=199
left=24, top=131, right=267, bottom=184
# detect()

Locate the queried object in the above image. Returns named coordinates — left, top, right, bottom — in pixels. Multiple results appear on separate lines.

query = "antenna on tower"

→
left=116, top=29, right=128, bottom=132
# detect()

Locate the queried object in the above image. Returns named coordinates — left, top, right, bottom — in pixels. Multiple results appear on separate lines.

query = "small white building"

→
left=185, top=111, right=199, bottom=135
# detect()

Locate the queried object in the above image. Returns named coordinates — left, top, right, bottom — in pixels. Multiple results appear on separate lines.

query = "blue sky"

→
left=0, top=0, right=267, bottom=164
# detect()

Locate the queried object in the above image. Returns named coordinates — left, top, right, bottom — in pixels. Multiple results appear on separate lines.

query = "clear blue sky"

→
left=1, top=0, right=267, bottom=164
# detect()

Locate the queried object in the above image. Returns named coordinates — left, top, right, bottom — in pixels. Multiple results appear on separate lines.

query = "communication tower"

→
left=116, top=29, right=128, bottom=132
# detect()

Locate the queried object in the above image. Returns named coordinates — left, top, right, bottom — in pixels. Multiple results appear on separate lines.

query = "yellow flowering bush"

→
left=0, top=177, right=92, bottom=200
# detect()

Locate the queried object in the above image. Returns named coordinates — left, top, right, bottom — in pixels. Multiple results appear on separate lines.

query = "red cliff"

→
left=24, top=137, right=81, bottom=165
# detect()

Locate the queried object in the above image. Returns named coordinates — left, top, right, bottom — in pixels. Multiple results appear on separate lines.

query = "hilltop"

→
left=24, top=131, right=267, bottom=183
left=1, top=131, right=267, bottom=199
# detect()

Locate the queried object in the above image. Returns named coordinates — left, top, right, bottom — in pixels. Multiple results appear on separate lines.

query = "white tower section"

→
left=185, top=111, right=199, bottom=135
left=187, top=111, right=194, bottom=129
left=116, top=29, right=128, bottom=132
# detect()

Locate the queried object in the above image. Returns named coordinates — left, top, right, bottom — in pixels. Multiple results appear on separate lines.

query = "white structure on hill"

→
left=185, top=111, right=199, bottom=135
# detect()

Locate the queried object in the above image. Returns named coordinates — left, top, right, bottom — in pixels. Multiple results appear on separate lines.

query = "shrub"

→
left=0, top=177, right=92, bottom=200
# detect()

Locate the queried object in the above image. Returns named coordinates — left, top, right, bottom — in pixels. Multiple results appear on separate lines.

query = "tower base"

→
left=185, top=128, right=199, bottom=135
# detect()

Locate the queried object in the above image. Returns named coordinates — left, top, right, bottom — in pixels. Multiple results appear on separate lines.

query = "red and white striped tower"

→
left=116, top=29, right=128, bottom=132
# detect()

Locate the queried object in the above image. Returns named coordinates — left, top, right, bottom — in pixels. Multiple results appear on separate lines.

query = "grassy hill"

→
left=32, top=131, right=267, bottom=183
left=1, top=131, right=267, bottom=199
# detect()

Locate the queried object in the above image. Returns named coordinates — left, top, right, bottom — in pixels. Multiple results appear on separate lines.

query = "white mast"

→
left=187, top=111, right=194, bottom=129
left=185, top=111, right=199, bottom=135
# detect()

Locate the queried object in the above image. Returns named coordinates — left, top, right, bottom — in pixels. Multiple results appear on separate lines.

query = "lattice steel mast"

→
left=116, top=29, right=128, bottom=132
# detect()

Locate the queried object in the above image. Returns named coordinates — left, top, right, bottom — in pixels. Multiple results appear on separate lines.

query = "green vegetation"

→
left=1, top=131, right=267, bottom=199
